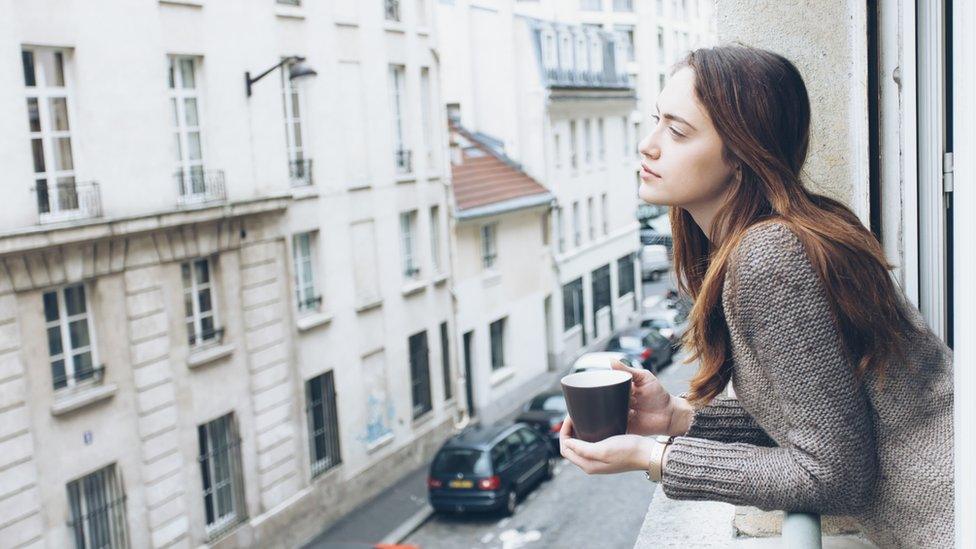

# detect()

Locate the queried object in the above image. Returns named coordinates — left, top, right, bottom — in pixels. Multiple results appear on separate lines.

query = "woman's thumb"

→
left=611, top=358, right=649, bottom=383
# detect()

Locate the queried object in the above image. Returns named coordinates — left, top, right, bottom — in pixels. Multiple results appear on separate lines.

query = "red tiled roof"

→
left=450, top=131, right=550, bottom=213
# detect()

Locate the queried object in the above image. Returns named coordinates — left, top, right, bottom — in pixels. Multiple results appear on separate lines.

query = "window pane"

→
left=22, top=50, right=36, bottom=87
left=195, top=260, right=210, bottom=284
left=53, top=137, right=73, bottom=171
left=183, top=98, right=199, bottom=126
left=168, top=58, right=176, bottom=89
left=26, top=98, right=40, bottom=132
left=53, top=52, right=65, bottom=86
left=187, top=132, right=202, bottom=161
left=201, top=315, right=215, bottom=338
left=291, top=91, right=301, bottom=118
left=292, top=122, right=302, bottom=147
left=51, top=359, right=66, bottom=389
left=31, top=139, right=45, bottom=173
left=172, top=132, right=183, bottom=162
left=198, top=288, right=212, bottom=313
left=43, top=292, right=59, bottom=322
left=179, top=58, right=195, bottom=89
left=64, top=285, right=86, bottom=315
left=186, top=321, right=196, bottom=344
left=68, top=319, right=90, bottom=349
left=50, top=98, right=70, bottom=131
left=47, top=326, right=63, bottom=357
left=170, top=98, right=179, bottom=126
left=74, top=351, right=94, bottom=377
left=183, top=291, right=194, bottom=318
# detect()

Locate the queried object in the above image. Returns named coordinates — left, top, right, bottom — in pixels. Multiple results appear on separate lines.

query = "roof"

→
left=450, top=125, right=552, bottom=220
left=443, top=422, right=521, bottom=449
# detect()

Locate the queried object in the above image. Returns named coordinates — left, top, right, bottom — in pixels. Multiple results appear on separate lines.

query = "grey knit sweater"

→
left=661, top=222, right=954, bottom=548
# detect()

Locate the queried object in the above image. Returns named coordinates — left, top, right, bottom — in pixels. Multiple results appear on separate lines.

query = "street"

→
left=405, top=302, right=699, bottom=549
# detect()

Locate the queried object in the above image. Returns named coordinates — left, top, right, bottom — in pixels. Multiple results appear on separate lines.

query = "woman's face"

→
left=637, top=67, right=736, bottom=208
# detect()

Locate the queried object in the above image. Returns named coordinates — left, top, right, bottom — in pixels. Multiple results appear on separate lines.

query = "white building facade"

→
left=0, top=0, right=458, bottom=547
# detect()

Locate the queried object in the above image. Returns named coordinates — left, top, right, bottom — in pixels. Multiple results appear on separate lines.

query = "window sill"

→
left=291, top=185, right=318, bottom=201
left=366, top=432, right=395, bottom=454
left=417, top=26, right=431, bottom=35
left=384, top=22, right=406, bottom=33
left=348, top=182, right=372, bottom=191
left=51, top=383, right=118, bottom=417
left=412, top=410, right=434, bottom=428
left=481, top=271, right=501, bottom=287
left=395, top=173, right=417, bottom=184
left=274, top=4, right=305, bottom=19
left=490, top=366, right=515, bottom=387
left=401, top=279, right=427, bottom=297
left=335, top=19, right=359, bottom=28
left=432, top=272, right=449, bottom=286
left=297, top=311, right=333, bottom=332
left=158, top=0, right=203, bottom=7
left=355, top=297, right=383, bottom=313
left=187, top=342, right=236, bottom=369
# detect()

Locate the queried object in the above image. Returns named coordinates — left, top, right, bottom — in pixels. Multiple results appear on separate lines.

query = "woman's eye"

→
left=668, top=127, right=684, bottom=138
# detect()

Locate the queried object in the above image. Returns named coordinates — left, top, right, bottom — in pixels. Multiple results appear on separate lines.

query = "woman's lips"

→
left=640, top=164, right=661, bottom=180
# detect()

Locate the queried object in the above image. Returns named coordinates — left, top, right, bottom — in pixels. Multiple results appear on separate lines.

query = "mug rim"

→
left=560, top=369, right=632, bottom=388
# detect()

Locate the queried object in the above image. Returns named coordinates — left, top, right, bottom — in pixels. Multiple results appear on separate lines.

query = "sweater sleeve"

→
left=684, top=395, right=777, bottom=447
left=661, top=224, right=878, bottom=514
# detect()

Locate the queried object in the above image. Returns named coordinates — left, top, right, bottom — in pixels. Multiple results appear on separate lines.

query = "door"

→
left=462, top=330, right=476, bottom=418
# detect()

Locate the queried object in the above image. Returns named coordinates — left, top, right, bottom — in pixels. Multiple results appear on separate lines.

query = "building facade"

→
left=0, top=0, right=459, bottom=547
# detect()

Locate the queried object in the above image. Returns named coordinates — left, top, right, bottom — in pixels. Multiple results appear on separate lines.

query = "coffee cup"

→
left=560, top=370, right=632, bottom=443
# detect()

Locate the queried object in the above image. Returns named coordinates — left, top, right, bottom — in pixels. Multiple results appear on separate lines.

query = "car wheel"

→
left=544, top=456, right=555, bottom=480
left=503, top=489, right=517, bottom=516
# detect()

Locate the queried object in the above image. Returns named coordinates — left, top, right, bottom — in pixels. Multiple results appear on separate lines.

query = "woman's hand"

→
left=559, top=416, right=655, bottom=474
left=611, top=359, right=691, bottom=437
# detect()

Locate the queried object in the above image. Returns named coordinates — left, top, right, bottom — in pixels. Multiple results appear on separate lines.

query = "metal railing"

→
left=395, top=149, right=413, bottom=174
left=298, top=294, right=323, bottom=313
left=34, top=180, right=102, bottom=224
left=289, top=158, right=314, bottom=187
left=783, top=512, right=823, bottom=548
left=175, top=168, right=226, bottom=206
left=53, top=364, right=105, bottom=391
left=544, top=67, right=633, bottom=89
left=67, top=464, right=129, bottom=549
left=189, top=326, right=225, bottom=347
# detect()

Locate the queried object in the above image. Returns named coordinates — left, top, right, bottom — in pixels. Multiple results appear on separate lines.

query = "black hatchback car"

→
left=603, top=327, right=673, bottom=373
left=515, top=391, right=566, bottom=453
left=427, top=423, right=554, bottom=516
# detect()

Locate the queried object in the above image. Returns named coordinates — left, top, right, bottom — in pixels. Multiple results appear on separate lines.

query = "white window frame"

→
left=481, top=222, right=498, bottom=270
left=44, top=283, right=99, bottom=391
left=569, top=120, right=578, bottom=169
left=66, top=464, right=129, bottom=549
left=282, top=61, right=310, bottom=186
left=554, top=132, right=562, bottom=169
left=169, top=56, right=207, bottom=201
left=572, top=202, right=581, bottom=247
left=430, top=205, right=443, bottom=273
left=489, top=317, right=506, bottom=371
left=420, top=67, right=434, bottom=169
left=601, top=193, right=609, bottom=235
left=293, top=232, right=320, bottom=313
left=389, top=64, right=410, bottom=174
left=198, top=414, right=245, bottom=537
left=622, top=116, right=630, bottom=157
left=597, top=118, right=606, bottom=162
left=182, top=257, right=220, bottom=346
left=400, top=211, right=420, bottom=279
left=584, top=119, right=592, bottom=165
left=23, top=47, right=85, bottom=223
left=587, top=197, right=596, bottom=240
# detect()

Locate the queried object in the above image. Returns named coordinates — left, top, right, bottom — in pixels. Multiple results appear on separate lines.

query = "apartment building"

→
left=0, top=0, right=457, bottom=547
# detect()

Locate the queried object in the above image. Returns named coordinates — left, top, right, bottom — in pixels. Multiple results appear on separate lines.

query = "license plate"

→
left=449, top=479, right=473, bottom=489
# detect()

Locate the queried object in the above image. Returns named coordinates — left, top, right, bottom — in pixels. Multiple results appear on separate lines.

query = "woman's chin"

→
left=638, top=182, right=670, bottom=205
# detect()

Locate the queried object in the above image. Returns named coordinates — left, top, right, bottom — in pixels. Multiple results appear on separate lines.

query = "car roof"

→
left=571, top=351, right=626, bottom=369
left=442, top=422, right=525, bottom=450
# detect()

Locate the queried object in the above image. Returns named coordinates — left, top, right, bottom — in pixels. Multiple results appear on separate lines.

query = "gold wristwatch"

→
left=645, top=435, right=676, bottom=483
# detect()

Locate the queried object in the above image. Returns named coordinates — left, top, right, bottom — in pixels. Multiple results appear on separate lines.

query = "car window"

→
left=643, top=319, right=668, bottom=329
left=517, top=428, right=542, bottom=446
left=643, top=331, right=666, bottom=346
left=504, top=432, right=526, bottom=457
left=616, top=336, right=642, bottom=350
left=432, top=449, right=491, bottom=476
left=491, top=442, right=511, bottom=469
left=528, top=395, right=567, bottom=412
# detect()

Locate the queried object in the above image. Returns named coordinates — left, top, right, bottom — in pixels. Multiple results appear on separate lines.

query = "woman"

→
left=558, top=46, right=954, bottom=548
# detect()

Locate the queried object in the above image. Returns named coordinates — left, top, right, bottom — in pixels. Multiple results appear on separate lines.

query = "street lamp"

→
left=245, top=56, right=317, bottom=97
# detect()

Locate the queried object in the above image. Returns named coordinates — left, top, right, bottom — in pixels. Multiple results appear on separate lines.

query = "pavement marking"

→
left=498, top=528, right=542, bottom=549
left=381, top=503, right=434, bottom=545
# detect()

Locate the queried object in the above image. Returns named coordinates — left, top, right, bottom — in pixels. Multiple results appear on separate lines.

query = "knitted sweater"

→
left=661, top=222, right=954, bottom=549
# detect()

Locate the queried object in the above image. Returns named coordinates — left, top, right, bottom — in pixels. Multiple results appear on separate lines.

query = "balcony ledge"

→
left=296, top=311, right=333, bottom=332
left=187, top=342, right=236, bottom=369
left=51, top=383, right=118, bottom=416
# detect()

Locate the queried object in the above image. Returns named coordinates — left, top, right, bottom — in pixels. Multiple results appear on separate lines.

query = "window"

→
left=44, top=284, right=98, bottom=390
left=278, top=0, right=301, bottom=4
left=22, top=47, right=86, bottom=221
left=553, top=133, right=562, bottom=169
left=556, top=206, right=566, bottom=253
left=306, top=371, right=341, bottom=477
left=617, top=254, right=635, bottom=297
left=544, top=33, right=557, bottom=67
left=633, top=121, right=640, bottom=157
left=400, top=211, right=420, bottom=279
left=385, top=0, right=401, bottom=21
left=168, top=56, right=208, bottom=200
left=569, top=120, right=578, bottom=169
left=430, top=205, right=443, bottom=273
left=572, top=202, right=581, bottom=247
left=613, top=0, right=633, bottom=11
left=580, top=0, right=602, bottom=11
left=66, top=464, right=129, bottom=549
left=440, top=322, right=452, bottom=400
left=562, top=278, right=584, bottom=331
left=615, top=25, right=636, bottom=62
left=583, top=119, right=592, bottom=165
left=489, top=317, right=506, bottom=371
left=481, top=223, right=498, bottom=269
left=389, top=65, right=410, bottom=173
left=408, top=331, right=432, bottom=418
left=293, top=233, right=320, bottom=313
left=597, top=118, right=606, bottom=162
left=659, top=72, right=667, bottom=92
left=198, top=414, right=246, bottom=537
left=657, top=27, right=666, bottom=64
left=282, top=59, right=310, bottom=186
left=420, top=67, right=434, bottom=168
left=622, top=116, right=630, bottom=157
left=587, top=197, right=595, bottom=240
left=601, top=193, right=609, bottom=235
left=182, top=258, right=221, bottom=346
left=592, top=264, right=612, bottom=314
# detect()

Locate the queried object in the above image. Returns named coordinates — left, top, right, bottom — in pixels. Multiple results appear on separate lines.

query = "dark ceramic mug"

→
left=560, top=370, right=632, bottom=443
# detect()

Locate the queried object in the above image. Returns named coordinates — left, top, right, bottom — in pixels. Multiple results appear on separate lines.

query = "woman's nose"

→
left=638, top=133, right=659, bottom=159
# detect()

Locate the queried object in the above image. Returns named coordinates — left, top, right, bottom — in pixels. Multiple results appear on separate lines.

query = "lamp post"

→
left=245, top=55, right=317, bottom=97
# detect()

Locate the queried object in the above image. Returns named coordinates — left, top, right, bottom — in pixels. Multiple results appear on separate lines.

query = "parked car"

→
left=602, top=327, right=673, bottom=373
left=641, top=244, right=672, bottom=281
left=515, top=391, right=567, bottom=453
left=427, top=423, right=554, bottom=516
left=570, top=351, right=628, bottom=373
left=639, top=308, right=689, bottom=350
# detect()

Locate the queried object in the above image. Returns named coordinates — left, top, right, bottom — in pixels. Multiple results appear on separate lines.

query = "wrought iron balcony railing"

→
left=175, top=168, right=226, bottom=206
left=289, top=158, right=314, bottom=187
left=33, top=180, right=102, bottom=224
left=544, top=67, right=633, bottom=89
left=395, top=149, right=413, bottom=174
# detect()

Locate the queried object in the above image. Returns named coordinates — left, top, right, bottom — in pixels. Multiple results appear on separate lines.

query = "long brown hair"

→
left=673, top=46, right=922, bottom=406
